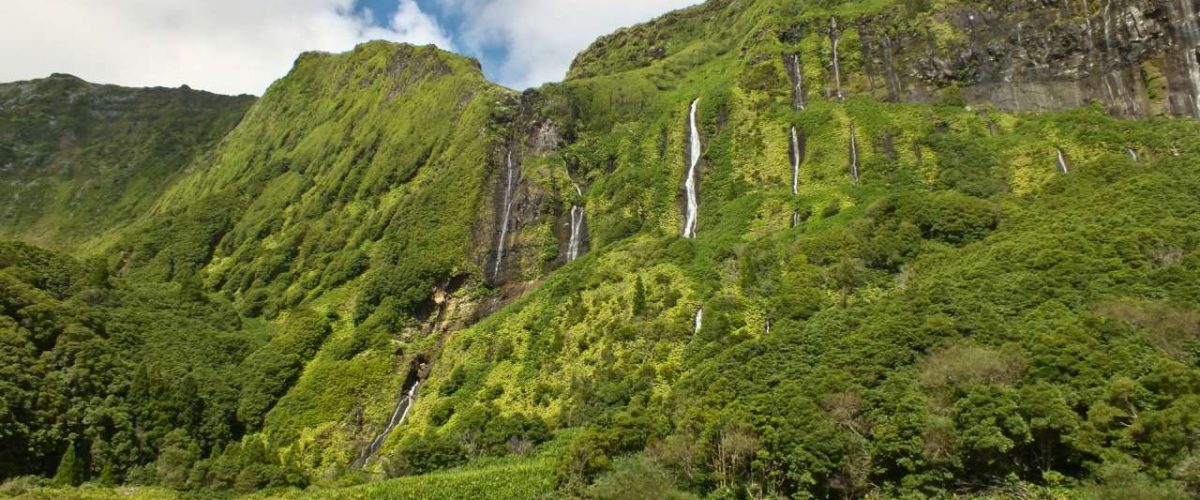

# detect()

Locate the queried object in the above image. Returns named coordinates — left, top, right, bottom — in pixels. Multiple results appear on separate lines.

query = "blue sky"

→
left=346, top=0, right=700, bottom=89
left=0, top=0, right=698, bottom=94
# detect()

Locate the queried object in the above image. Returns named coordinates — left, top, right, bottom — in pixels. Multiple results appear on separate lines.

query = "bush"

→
left=586, top=455, right=696, bottom=500
left=386, top=431, right=468, bottom=477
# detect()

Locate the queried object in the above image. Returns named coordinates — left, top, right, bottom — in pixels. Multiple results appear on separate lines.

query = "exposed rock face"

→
left=479, top=90, right=581, bottom=290
left=818, top=0, right=1200, bottom=117
left=1163, top=0, right=1200, bottom=116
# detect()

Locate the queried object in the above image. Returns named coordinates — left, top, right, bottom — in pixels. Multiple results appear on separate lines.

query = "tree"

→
left=632, top=275, right=647, bottom=317
left=53, top=442, right=86, bottom=486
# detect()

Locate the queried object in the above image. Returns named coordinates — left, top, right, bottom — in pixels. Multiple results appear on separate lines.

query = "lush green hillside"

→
left=3, top=0, right=1200, bottom=498
left=0, top=74, right=253, bottom=249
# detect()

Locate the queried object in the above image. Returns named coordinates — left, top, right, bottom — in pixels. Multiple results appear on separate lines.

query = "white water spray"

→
left=494, top=152, right=517, bottom=279
left=790, top=126, right=801, bottom=196
left=849, top=122, right=860, bottom=184
left=788, top=53, right=806, bottom=110
left=682, top=99, right=702, bottom=239
left=693, top=308, right=703, bottom=335
left=362, top=379, right=421, bottom=463
left=567, top=184, right=585, bottom=262
left=1056, top=148, right=1070, bottom=174
left=1126, top=148, right=1139, bottom=162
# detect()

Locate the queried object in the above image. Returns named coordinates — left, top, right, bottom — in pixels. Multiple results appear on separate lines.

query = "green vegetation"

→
left=3, top=0, right=1200, bottom=498
left=0, top=74, right=253, bottom=249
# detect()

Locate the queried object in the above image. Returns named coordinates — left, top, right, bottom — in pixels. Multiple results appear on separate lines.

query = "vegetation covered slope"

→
left=0, top=74, right=254, bottom=248
left=2, top=0, right=1200, bottom=498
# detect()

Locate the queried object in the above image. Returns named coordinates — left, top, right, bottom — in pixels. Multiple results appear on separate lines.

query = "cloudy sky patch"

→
left=0, top=0, right=698, bottom=95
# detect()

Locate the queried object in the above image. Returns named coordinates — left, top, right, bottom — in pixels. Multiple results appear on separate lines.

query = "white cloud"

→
left=0, top=0, right=701, bottom=94
left=0, top=0, right=454, bottom=95
left=440, top=0, right=701, bottom=89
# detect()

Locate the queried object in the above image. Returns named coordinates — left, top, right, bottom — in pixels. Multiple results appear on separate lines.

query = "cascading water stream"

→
left=682, top=98, right=702, bottom=239
left=786, top=53, right=806, bottom=111
left=494, top=151, right=517, bottom=279
left=790, top=126, right=801, bottom=196
left=830, top=17, right=844, bottom=101
left=1127, top=148, right=1140, bottom=162
left=1056, top=148, right=1070, bottom=174
left=849, top=122, right=860, bottom=184
left=567, top=183, right=585, bottom=262
left=360, top=379, right=421, bottom=464
left=693, top=308, right=703, bottom=335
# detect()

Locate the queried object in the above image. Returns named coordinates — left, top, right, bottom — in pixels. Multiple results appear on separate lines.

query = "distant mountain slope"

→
left=0, top=74, right=253, bottom=248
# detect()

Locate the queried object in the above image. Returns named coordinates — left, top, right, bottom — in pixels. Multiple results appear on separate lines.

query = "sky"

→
left=0, top=0, right=699, bottom=96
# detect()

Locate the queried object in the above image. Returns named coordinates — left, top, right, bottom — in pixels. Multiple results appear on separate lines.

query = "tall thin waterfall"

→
left=567, top=184, right=585, bottom=262
left=494, top=151, right=518, bottom=279
left=693, top=308, right=703, bottom=335
left=360, top=379, right=421, bottom=464
left=792, top=212, right=802, bottom=228
left=1056, top=148, right=1070, bottom=174
left=790, top=126, right=801, bottom=196
left=1126, top=148, right=1139, bottom=162
left=682, top=99, right=702, bottom=239
left=830, top=18, right=844, bottom=101
left=786, top=53, right=807, bottom=111
left=849, top=122, right=860, bottom=184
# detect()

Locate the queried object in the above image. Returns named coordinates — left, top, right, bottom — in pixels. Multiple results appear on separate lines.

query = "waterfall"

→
left=494, top=151, right=518, bottom=279
left=682, top=98, right=702, bottom=239
left=830, top=18, right=844, bottom=100
left=792, top=212, right=802, bottom=228
left=1126, top=148, right=1139, bottom=162
left=849, top=122, right=860, bottom=184
left=360, top=379, right=421, bottom=464
left=1056, top=148, right=1070, bottom=174
left=790, top=126, right=801, bottom=196
left=567, top=184, right=585, bottom=262
left=786, top=53, right=807, bottom=111
left=396, top=381, right=419, bottom=426
left=693, top=308, right=703, bottom=335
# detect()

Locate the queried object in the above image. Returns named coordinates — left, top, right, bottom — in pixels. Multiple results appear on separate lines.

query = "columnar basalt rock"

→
left=782, top=0, right=1200, bottom=118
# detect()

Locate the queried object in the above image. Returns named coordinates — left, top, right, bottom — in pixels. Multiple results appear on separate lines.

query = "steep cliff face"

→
left=570, top=0, right=1200, bottom=118
left=843, top=0, right=1200, bottom=118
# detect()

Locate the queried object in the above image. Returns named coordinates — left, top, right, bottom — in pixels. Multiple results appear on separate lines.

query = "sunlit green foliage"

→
left=3, top=0, right=1200, bottom=497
